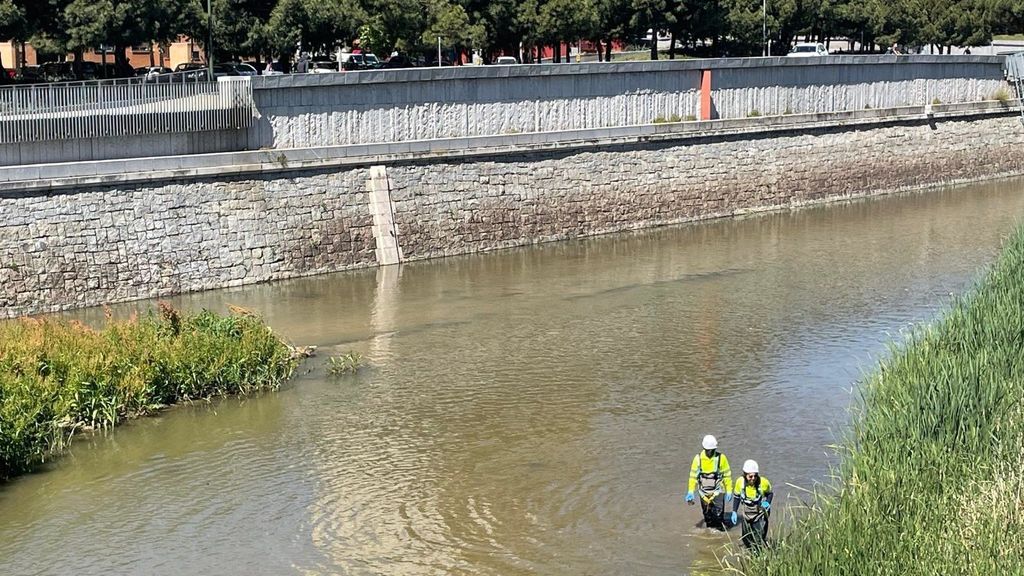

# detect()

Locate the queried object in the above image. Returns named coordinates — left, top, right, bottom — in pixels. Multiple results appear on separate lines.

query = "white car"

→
left=494, top=56, right=518, bottom=65
left=310, top=61, right=339, bottom=73
left=787, top=42, right=829, bottom=57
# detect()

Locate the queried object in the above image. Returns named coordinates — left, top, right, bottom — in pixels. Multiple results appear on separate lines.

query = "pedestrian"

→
left=685, top=435, right=733, bottom=530
left=730, top=459, right=774, bottom=551
left=964, top=48, right=972, bottom=55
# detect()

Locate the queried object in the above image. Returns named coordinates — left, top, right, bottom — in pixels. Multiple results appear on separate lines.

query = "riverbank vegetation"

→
left=732, top=228, right=1024, bottom=574
left=0, top=304, right=296, bottom=480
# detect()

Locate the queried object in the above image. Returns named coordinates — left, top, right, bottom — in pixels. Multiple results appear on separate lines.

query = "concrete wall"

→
left=250, top=56, right=1007, bottom=149
left=248, top=64, right=703, bottom=148
left=0, top=129, right=247, bottom=166
left=0, top=57, right=1006, bottom=167
left=2, top=106, right=1024, bottom=317
left=711, top=58, right=1004, bottom=117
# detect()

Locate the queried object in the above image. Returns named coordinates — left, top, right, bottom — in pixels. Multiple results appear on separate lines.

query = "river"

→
left=1, top=180, right=1022, bottom=575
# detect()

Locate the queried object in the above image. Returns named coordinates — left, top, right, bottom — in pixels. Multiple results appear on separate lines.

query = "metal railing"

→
left=1006, top=51, right=1024, bottom=124
left=0, top=74, right=255, bottom=144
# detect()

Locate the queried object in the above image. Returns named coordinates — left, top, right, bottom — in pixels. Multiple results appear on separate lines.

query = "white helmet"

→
left=743, top=459, right=759, bottom=474
left=702, top=435, right=718, bottom=450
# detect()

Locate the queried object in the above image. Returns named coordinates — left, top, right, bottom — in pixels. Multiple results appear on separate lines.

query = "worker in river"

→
left=730, top=459, right=774, bottom=551
left=685, top=434, right=733, bottom=530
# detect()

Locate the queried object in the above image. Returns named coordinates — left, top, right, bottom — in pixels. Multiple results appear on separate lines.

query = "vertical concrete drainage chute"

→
left=367, top=165, right=403, bottom=266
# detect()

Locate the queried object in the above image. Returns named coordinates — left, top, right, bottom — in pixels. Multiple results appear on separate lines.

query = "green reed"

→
left=0, top=304, right=296, bottom=480
left=727, top=228, right=1024, bottom=574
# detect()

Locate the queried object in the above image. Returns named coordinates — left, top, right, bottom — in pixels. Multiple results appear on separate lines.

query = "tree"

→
left=359, top=0, right=426, bottom=55
left=422, top=0, right=486, bottom=60
left=0, top=0, right=26, bottom=79
left=62, top=0, right=202, bottom=74
left=630, top=0, right=672, bottom=59
left=210, top=0, right=277, bottom=61
left=594, top=0, right=632, bottom=60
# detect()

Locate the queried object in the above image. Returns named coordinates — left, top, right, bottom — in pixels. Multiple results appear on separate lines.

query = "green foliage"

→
left=8, top=0, right=1020, bottom=65
left=991, top=86, right=1011, bottom=103
left=731, top=226, right=1024, bottom=574
left=0, top=304, right=296, bottom=480
left=747, top=109, right=761, bottom=117
left=422, top=0, right=486, bottom=50
left=0, top=0, right=26, bottom=40
left=327, top=351, right=362, bottom=375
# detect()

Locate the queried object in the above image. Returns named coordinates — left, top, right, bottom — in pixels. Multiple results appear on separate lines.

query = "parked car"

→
left=340, top=53, right=370, bottom=70
left=135, top=66, right=172, bottom=76
left=494, top=56, right=518, bottom=65
left=213, top=62, right=259, bottom=77
left=787, top=42, right=829, bottom=57
left=173, top=62, right=212, bottom=81
left=41, top=61, right=75, bottom=82
left=383, top=54, right=417, bottom=69
left=310, top=60, right=339, bottom=73
left=261, top=61, right=287, bottom=75
left=18, top=65, right=42, bottom=83
left=363, top=54, right=382, bottom=69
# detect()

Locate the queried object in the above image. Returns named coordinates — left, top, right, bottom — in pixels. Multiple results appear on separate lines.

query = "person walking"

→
left=685, top=435, right=733, bottom=530
left=730, top=459, right=774, bottom=551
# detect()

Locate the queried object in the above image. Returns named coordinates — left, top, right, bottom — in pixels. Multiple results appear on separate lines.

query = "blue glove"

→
left=731, top=511, right=738, bottom=525
left=761, top=500, right=771, bottom=511
left=685, top=491, right=695, bottom=503
left=724, top=492, right=733, bottom=503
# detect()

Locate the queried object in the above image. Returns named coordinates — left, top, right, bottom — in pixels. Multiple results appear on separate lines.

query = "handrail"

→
left=0, top=77, right=255, bottom=143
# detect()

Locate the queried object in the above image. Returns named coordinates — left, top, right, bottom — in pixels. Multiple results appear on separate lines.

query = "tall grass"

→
left=0, top=304, right=296, bottom=480
left=730, top=228, right=1024, bottom=574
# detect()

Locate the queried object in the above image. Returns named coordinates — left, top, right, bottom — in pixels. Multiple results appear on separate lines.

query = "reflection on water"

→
left=1, top=180, right=1023, bottom=575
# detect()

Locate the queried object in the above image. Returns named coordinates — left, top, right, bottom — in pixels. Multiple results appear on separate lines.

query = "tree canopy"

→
left=4, top=0, right=1024, bottom=65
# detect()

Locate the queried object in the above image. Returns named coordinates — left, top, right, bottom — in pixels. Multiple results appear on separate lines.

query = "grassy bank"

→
left=0, top=304, right=296, bottom=480
left=731, top=228, right=1024, bottom=574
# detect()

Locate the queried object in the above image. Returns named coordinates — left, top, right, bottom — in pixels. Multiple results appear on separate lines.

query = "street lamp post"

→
left=762, top=0, right=767, bottom=57
left=437, top=36, right=442, bottom=67
left=207, top=0, right=214, bottom=78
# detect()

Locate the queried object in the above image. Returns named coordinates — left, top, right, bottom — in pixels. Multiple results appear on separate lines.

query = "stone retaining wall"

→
left=2, top=110, right=1023, bottom=317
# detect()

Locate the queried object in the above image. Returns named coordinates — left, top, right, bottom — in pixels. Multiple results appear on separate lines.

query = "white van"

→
left=787, top=43, right=829, bottom=57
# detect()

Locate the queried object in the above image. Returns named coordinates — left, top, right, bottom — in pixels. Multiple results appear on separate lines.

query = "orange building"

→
left=0, top=37, right=203, bottom=72
left=0, top=41, right=36, bottom=70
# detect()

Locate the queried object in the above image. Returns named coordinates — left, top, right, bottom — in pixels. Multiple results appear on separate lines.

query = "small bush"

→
left=0, top=305, right=297, bottom=480
left=931, top=97, right=942, bottom=105
left=784, top=106, right=793, bottom=115
left=747, top=109, right=761, bottom=117
left=991, top=86, right=1011, bottom=103
left=327, top=352, right=363, bottom=376
left=684, top=114, right=697, bottom=121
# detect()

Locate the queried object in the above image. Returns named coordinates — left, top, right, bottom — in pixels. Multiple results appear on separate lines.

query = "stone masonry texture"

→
left=0, top=169, right=375, bottom=317
left=2, top=113, right=1023, bottom=317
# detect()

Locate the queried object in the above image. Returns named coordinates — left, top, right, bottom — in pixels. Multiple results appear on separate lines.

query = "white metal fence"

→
left=0, top=76, right=255, bottom=144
